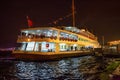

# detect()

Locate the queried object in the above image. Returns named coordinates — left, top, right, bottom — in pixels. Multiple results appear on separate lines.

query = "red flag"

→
left=27, top=16, right=33, bottom=27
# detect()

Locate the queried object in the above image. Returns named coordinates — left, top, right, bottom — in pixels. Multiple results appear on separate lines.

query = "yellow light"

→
left=28, top=39, right=30, bottom=41
left=81, top=29, right=85, bottom=32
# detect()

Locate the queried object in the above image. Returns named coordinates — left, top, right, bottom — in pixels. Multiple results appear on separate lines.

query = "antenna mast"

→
left=72, top=0, right=75, bottom=27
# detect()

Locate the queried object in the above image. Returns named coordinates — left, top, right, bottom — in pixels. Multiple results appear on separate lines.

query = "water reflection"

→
left=15, top=56, right=94, bottom=80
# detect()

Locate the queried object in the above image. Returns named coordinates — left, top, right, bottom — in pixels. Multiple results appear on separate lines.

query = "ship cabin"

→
left=16, top=26, right=99, bottom=53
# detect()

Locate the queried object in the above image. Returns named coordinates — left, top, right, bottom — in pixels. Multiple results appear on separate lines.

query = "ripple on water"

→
left=0, top=56, right=108, bottom=80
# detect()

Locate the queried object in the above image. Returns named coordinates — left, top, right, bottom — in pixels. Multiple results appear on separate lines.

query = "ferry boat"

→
left=12, top=0, right=100, bottom=61
left=12, top=26, right=100, bottom=60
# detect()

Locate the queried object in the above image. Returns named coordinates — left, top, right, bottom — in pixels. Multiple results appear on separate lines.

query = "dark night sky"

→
left=0, top=0, right=120, bottom=48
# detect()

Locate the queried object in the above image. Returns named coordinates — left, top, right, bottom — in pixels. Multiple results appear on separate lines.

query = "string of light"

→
left=48, top=11, right=76, bottom=25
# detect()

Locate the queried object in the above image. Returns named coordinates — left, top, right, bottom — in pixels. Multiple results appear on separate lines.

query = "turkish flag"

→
left=27, top=16, right=33, bottom=27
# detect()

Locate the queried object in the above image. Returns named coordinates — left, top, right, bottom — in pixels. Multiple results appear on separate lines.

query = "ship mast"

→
left=72, top=0, right=75, bottom=27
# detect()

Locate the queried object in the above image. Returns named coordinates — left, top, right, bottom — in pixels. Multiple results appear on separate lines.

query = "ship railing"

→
left=18, top=35, right=78, bottom=42
left=18, top=35, right=57, bottom=41
left=79, top=32, right=96, bottom=40
left=64, top=28, right=97, bottom=40
left=66, top=29, right=95, bottom=38
left=59, top=37, right=77, bottom=42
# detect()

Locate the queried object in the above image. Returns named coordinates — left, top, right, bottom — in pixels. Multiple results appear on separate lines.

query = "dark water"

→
left=0, top=56, right=108, bottom=80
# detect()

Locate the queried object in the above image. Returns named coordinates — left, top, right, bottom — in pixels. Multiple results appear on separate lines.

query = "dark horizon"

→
left=0, top=0, right=120, bottom=48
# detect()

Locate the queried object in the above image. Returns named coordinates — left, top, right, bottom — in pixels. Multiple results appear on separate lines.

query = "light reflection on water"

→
left=14, top=56, right=94, bottom=80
